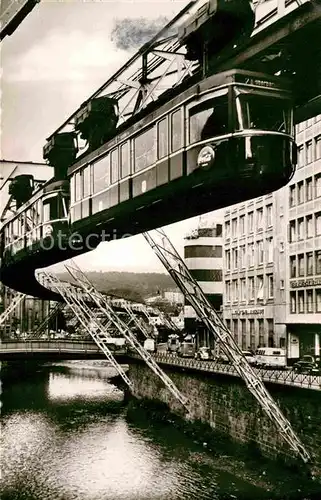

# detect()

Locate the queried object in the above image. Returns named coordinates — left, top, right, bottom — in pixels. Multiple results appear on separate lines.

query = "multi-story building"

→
left=184, top=217, right=223, bottom=347
left=223, top=114, right=321, bottom=361
left=286, top=115, right=321, bottom=359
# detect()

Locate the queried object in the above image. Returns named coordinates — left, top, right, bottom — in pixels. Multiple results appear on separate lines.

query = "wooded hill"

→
left=57, top=271, right=175, bottom=302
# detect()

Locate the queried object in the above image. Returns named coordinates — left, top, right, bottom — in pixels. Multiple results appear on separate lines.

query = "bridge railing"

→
left=129, top=352, right=321, bottom=391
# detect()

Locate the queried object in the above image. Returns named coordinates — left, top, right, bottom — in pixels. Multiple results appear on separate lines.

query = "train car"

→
left=68, top=69, right=296, bottom=242
left=0, top=179, right=82, bottom=299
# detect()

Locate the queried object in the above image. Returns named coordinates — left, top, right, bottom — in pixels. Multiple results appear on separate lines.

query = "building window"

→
left=232, top=248, right=238, bottom=269
left=266, top=204, right=272, bottom=227
left=289, top=185, right=296, bottom=207
left=257, top=275, right=264, bottom=301
left=306, top=177, right=313, bottom=201
left=258, top=319, right=264, bottom=347
left=240, top=245, right=246, bottom=268
left=298, top=254, right=304, bottom=276
left=226, top=319, right=231, bottom=331
left=316, top=289, right=321, bottom=313
left=298, top=290, right=305, bottom=313
left=248, top=211, right=254, bottom=232
left=257, top=240, right=264, bottom=265
left=225, top=221, right=230, bottom=238
left=298, top=218, right=304, bottom=240
left=256, top=207, right=263, bottom=231
left=226, top=281, right=231, bottom=302
left=171, top=109, right=182, bottom=152
left=233, top=319, right=239, bottom=345
left=297, top=181, right=304, bottom=204
left=307, top=214, right=313, bottom=238
left=232, top=280, right=238, bottom=302
left=280, top=280, right=285, bottom=289
left=297, top=145, right=304, bottom=168
left=315, top=174, right=321, bottom=198
left=306, top=140, right=313, bottom=164
left=249, top=277, right=255, bottom=300
left=267, top=274, right=274, bottom=299
left=315, top=135, right=321, bottom=160
left=249, top=319, right=255, bottom=350
left=316, top=251, right=321, bottom=275
left=239, top=215, right=245, bottom=235
left=306, top=252, right=313, bottom=275
left=289, top=220, right=296, bottom=242
left=267, top=319, right=274, bottom=347
left=232, top=218, right=237, bottom=237
left=240, top=278, right=246, bottom=301
left=225, top=250, right=231, bottom=271
left=241, top=319, right=247, bottom=349
left=290, top=291, right=296, bottom=313
left=266, top=237, right=273, bottom=263
left=307, top=290, right=313, bottom=313
left=316, top=212, right=321, bottom=236
left=248, top=243, right=255, bottom=267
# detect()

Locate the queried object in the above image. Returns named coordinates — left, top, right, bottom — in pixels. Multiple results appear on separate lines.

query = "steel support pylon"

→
left=143, top=228, right=311, bottom=464
left=0, top=292, right=25, bottom=327
left=64, top=260, right=189, bottom=409
left=41, top=271, right=133, bottom=389
left=32, top=302, right=64, bottom=338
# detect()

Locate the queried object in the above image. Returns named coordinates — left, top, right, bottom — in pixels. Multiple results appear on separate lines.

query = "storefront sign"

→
left=290, top=278, right=321, bottom=288
left=231, top=308, right=264, bottom=316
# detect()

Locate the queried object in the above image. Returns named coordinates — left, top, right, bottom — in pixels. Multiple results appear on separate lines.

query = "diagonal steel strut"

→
left=0, top=292, right=25, bottom=326
left=41, top=271, right=133, bottom=389
left=143, top=228, right=311, bottom=464
left=63, top=260, right=189, bottom=410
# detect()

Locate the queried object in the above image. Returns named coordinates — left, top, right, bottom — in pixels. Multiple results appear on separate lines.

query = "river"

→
left=1, top=362, right=319, bottom=500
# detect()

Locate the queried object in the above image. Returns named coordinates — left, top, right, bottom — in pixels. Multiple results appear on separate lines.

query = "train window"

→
left=111, top=149, right=119, bottom=183
left=75, top=171, right=82, bottom=202
left=120, top=142, right=130, bottom=178
left=70, top=175, right=75, bottom=204
left=171, top=109, right=182, bottom=152
left=25, top=209, right=33, bottom=232
left=235, top=88, right=292, bottom=134
left=189, top=94, right=228, bottom=144
left=157, top=118, right=168, bottom=159
left=43, top=195, right=58, bottom=222
left=134, top=128, right=156, bottom=171
left=83, top=166, right=91, bottom=198
left=93, top=155, right=110, bottom=193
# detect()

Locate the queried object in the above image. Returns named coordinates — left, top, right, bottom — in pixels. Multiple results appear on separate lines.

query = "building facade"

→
left=184, top=217, right=223, bottom=347
left=222, top=114, right=321, bottom=360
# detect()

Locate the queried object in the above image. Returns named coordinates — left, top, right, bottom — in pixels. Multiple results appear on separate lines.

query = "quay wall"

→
left=127, top=361, right=321, bottom=467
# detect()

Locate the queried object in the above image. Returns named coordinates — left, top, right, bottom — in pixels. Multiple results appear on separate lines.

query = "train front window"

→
left=189, top=93, right=228, bottom=144
left=235, top=89, right=292, bottom=134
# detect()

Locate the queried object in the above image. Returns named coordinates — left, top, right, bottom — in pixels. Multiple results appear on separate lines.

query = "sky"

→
left=1, top=0, right=223, bottom=273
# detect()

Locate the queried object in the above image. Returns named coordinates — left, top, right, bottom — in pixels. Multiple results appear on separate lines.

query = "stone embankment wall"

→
left=128, top=361, right=321, bottom=467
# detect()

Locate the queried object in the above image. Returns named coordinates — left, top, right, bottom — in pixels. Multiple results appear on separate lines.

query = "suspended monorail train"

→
left=0, top=69, right=296, bottom=299
left=0, top=0, right=297, bottom=299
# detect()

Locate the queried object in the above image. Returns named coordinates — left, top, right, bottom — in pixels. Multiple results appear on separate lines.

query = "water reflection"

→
left=1, top=367, right=283, bottom=499
left=48, top=372, right=123, bottom=402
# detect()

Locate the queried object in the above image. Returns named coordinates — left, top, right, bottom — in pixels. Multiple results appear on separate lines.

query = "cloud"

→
left=111, top=16, right=170, bottom=50
left=4, top=30, right=130, bottom=83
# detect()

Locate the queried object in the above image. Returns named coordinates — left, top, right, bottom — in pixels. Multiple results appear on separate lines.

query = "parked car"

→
left=195, top=347, right=212, bottom=360
left=293, top=355, right=320, bottom=374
